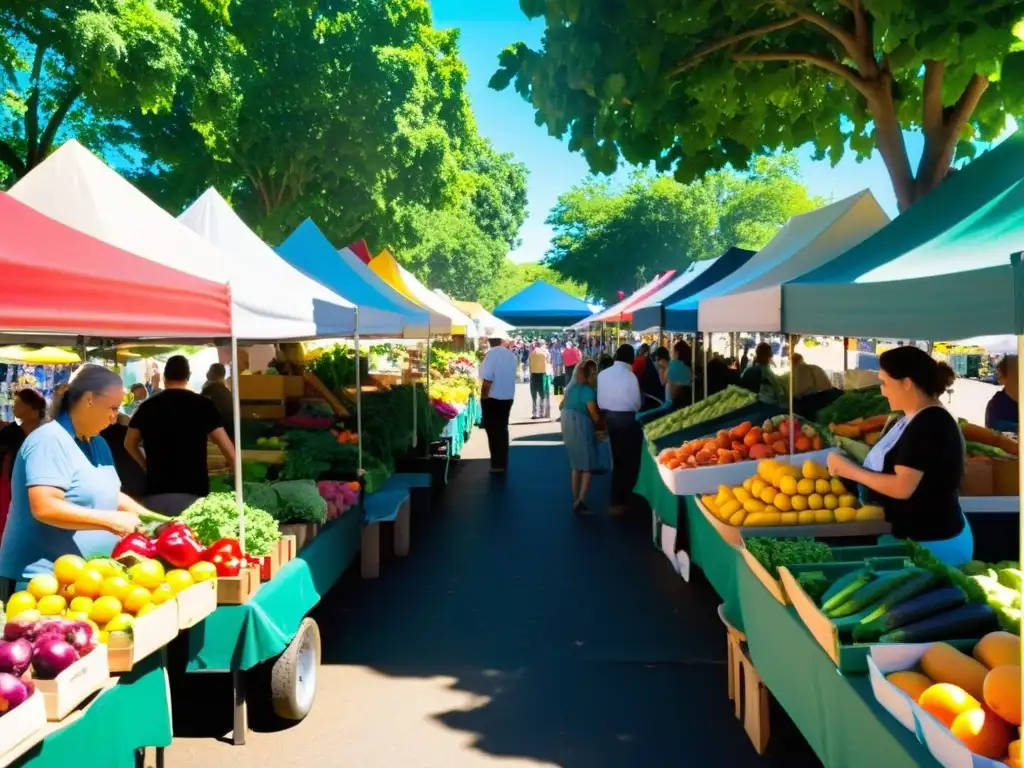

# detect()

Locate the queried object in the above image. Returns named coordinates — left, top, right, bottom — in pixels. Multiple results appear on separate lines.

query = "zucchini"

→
left=856, top=570, right=940, bottom=625
left=879, top=602, right=1000, bottom=643
left=851, top=575, right=949, bottom=642
left=827, top=570, right=917, bottom=618
left=820, top=568, right=874, bottom=614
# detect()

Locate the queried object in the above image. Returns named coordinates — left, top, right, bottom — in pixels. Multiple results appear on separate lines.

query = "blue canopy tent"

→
left=633, top=247, right=756, bottom=332
left=277, top=219, right=437, bottom=338
left=493, top=281, right=593, bottom=328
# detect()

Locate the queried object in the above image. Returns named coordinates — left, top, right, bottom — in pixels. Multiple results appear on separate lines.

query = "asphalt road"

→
left=164, top=384, right=822, bottom=767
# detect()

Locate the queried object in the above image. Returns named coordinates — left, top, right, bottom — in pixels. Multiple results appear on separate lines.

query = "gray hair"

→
left=60, top=364, right=123, bottom=415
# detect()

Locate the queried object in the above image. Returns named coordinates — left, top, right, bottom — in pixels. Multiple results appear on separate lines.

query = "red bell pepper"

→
left=208, top=553, right=241, bottom=577
left=111, top=532, right=157, bottom=560
left=202, top=538, right=242, bottom=561
left=154, top=522, right=205, bottom=568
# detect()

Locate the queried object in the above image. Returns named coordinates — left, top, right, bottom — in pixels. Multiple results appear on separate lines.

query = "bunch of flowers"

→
left=432, top=399, right=458, bottom=421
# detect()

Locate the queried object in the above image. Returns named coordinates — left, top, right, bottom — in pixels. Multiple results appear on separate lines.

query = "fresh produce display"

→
left=307, top=343, right=369, bottom=390
left=959, top=559, right=1022, bottom=635
left=317, top=481, right=360, bottom=520
left=883, top=638, right=1021, bottom=761
left=269, top=479, right=328, bottom=524
left=254, top=435, right=287, bottom=449
left=960, top=420, right=1019, bottom=457
left=180, top=493, right=281, bottom=557
left=2, top=553, right=216, bottom=645
left=745, top=537, right=833, bottom=579
left=701, top=459, right=885, bottom=527
left=828, top=414, right=890, bottom=445
left=657, top=416, right=826, bottom=469
left=0, top=672, right=34, bottom=715
left=333, top=429, right=359, bottom=445
left=432, top=399, right=459, bottom=421
left=815, top=386, right=890, bottom=426
left=643, top=386, right=758, bottom=442
left=0, top=616, right=99, bottom=679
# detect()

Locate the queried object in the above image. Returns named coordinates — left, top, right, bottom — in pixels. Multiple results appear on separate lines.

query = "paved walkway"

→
left=167, top=384, right=821, bottom=767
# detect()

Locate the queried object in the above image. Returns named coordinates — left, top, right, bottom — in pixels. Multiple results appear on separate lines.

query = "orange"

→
left=122, top=587, right=152, bottom=616
left=27, top=574, right=59, bottom=600
left=188, top=562, right=217, bottom=583
left=53, top=555, right=87, bottom=585
left=164, top=570, right=194, bottom=594
left=90, top=595, right=123, bottom=625
left=918, top=683, right=980, bottom=728
left=149, top=583, right=174, bottom=605
left=100, top=576, right=132, bottom=602
left=37, top=595, right=66, bottom=616
left=128, top=560, right=165, bottom=591
left=5, top=591, right=36, bottom=618
left=73, top=570, right=104, bottom=599
left=69, top=596, right=94, bottom=614
left=950, top=706, right=1013, bottom=759
left=90, top=559, right=119, bottom=578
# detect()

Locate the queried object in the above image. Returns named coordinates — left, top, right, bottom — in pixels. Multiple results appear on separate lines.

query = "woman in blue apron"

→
left=827, top=346, right=973, bottom=566
left=0, top=366, right=146, bottom=593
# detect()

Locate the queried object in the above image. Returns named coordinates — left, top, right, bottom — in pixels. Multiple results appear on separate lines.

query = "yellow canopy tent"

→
left=368, top=250, right=472, bottom=335
left=0, top=346, right=80, bottom=364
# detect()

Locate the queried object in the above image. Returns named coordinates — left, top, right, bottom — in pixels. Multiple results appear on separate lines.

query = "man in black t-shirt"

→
left=125, top=356, right=236, bottom=516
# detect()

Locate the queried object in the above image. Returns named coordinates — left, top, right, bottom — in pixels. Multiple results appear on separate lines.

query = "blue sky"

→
left=429, top=1, right=953, bottom=264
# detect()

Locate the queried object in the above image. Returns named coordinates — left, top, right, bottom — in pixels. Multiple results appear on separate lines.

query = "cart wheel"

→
left=270, top=617, right=321, bottom=720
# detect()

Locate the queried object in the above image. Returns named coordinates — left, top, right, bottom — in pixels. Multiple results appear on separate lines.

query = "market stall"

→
left=368, top=251, right=476, bottom=338
left=571, top=270, right=678, bottom=329
left=0, top=190, right=234, bottom=766
left=492, top=281, right=593, bottom=328
left=450, top=300, right=515, bottom=339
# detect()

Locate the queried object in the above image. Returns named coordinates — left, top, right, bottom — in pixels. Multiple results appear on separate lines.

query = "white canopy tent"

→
left=9, top=141, right=319, bottom=341
left=696, top=189, right=890, bottom=332
left=179, top=189, right=404, bottom=338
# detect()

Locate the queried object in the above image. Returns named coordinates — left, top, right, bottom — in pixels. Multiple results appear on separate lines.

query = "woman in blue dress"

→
left=560, top=360, right=602, bottom=514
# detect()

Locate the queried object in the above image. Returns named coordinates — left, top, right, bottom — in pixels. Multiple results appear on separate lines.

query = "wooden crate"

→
left=276, top=535, right=297, bottom=565
left=241, top=449, right=287, bottom=464
left=279, top=522, right=318, bottom=552
left=35, top=645, right=110, bottom=722
left=175, top=580, right=218, bottom=629
left=238, top=375, right=305, bottom=401
left=216, top=566, right=261, bottom=605
left=0, top=692, right=46, bottom=764
left=259, top=546, right=281, bottom=581
left=107, top=601, right=179, bottom=673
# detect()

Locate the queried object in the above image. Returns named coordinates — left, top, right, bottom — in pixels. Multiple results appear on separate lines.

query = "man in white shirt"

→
left=597, top=344, right=643, bottom=514
left=479, top=333, right=518, bottom=474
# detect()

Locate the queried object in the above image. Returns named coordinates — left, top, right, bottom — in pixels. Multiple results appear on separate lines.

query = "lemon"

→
left=808, top=493, right=824, bottom=510
left=791, top=495, right=808, bottom=511
left=104, top=613, right=134, bottom=633
left=5, top=591, right=36, bottom=618
left=814, top=479, right=831, bottom=495
left=835, top=507, right=858, bottom=523
left=798, top=510, right=817, bottom=525
left=37, top=595, right=66, bottom=616
left=774, top=494, right=792, bottom=512
left=823, top=494, right=839, bottom=510
left=150, top=583, right=174, bottom=605
left=814, top=509, right=835, bottom=524
left=742, top=477, right=753, bottom=492
left=100, top=576, right=131, bottom=602
left=743, top=499, right=766, bottom=514
left=796, top=478, right=815, bottom=496
left=780, top=512, right=799, bottom=525
left=69, top=596, right=94, bottom=614
left=123, top=587, right=152, bottom=616
left=53, top=555, right=87, bottom=585
left=128, top=560, right=166, bottom=591
left=839, top=494, right=858, bottom=509
left=830, top=478, right=847, bottom=496
left=778, top=475, right=798, bottom=496
left=760, top=486, right=777, bottom=504
left=750, top=479, right=765, bottom=498
left=27, top=574, right=59, bottom=600
left=90, top=596, right=123, bottom=625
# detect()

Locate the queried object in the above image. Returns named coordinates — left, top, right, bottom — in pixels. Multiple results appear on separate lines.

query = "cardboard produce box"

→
left=175, top=580, right=218, bottom=630
left=0, top=691, right=47, bottom=764
left=35, top=644, right=109, bottom=721
left=659, top=448, right=837, bottom=496
left=107, top=601, right=179, bottom=673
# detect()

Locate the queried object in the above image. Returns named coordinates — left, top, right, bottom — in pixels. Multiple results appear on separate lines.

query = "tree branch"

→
left=795, top=12, right=861, bottom=65
left=0, top=140, right=27, bottom=182
left=24, top=44, right=47, bottom=165
left=36, top=84, right=83, bottom=164
left=732, top=51, right=871, bottom=96
left=921, top=60, right=945, bottom=136
left=667, top=17, right=804, bottom=76
left=948, top=74, right=989, bottom=136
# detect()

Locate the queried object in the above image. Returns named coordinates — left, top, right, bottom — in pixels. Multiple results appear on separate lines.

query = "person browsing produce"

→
left=985, top=354, right=1017, bottom=433
left=826, top=346, right=972, bottom=566
left=0, top=366, right=152, bottom=590
left=560, top=359, right=602, bottom=514
left=597, top=344, right=643, bottom=515
left=479, top=335, right=518, bottom=475
left=201, top=362, right=235, bottom=440
left=125, top=355, right=235, bottom=516
left=0, top=389, right=46, bottom=543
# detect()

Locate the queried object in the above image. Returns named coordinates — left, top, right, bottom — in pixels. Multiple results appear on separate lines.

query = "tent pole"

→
left=411, top=345, right=418, bottom=449
left=354, top=309, right=362, bottom=472
left=230, top=329, right=245, bottom=554
left=691, top=334, right=696, bottom=406
left=843, top=337, right=850, bottom=375
left=1017, top=334, right=1023, bottom=580
left=788, top=334, right=796, bottom=457
left=703, top=332, right=709, bottom=399
left=425, top=333, right=432, bottom=458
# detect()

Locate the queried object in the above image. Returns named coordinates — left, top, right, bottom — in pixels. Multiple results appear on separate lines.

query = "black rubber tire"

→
left=270, top=617, right=321, bottom=720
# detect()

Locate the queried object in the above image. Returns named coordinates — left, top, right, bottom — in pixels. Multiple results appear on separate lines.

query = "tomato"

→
left=53, top=555, right=87, bottom=585
left=100, top=576, right=131, bottom=602
left=90, top=596, right=123, bottom=625
left=164, top=570, right=194, bottom=594
left=149, top=583, right=174, bottom=605
left=27, top=574, right=59, bottom=600
left=128, top=560, right=166, bottom=591
left=188, top=561, right=218, bottom=583
left=73, top=569, right=104, bottom=599
left=69, top=596, right=94, bottom=614
left=123, top=587, right=152, bottom=615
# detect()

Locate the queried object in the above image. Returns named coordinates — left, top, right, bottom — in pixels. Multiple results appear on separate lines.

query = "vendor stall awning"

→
left=782, top=172, right=1024, bottom=340
left=492, top=282, right=593, bottom=328
left=180, top=189, right=385, bottom=339
left=573, top=270, right=678, bottom=328
left=451, top=300, right=515, bottom=337
left=0, top=191, right=232, bottom=340
left=8, top=140, right=304, bottom=340
left=664, top=189, right=888, bottom=333
left=636, top=248, right=755, bottom=332
left=368, top=251, right=471, bottom=335
left=276, top=220, right=436, bottom=338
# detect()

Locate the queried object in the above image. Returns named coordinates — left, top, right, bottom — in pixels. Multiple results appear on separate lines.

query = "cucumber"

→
left=827, top=570, right=917, bottom=618
left=879, top=602, right=1000, bottom=643
left=850, top=574, right=947, bottom=642
left=820, top=568, right=874, bottom=614
left=856, top=570, right=939, bottom=625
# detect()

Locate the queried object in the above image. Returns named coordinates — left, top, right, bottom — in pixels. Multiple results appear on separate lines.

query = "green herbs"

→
left=745, top=537, right=834, bottom=578
left=796, top=571, right=831, bottom=602
left=242, top=461, right=269, bottom=483
left=644, top=386, right=757, bottom=443
left=272, top=480, right=328, bottom=524
left=815, top=386, right=890, bottom=426
left=180, top=492, right=281, bottom=556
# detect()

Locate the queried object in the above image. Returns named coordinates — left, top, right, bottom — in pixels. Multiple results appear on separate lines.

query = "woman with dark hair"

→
left=0, top=390, right=47, bottom=542
left=827, top=346, right=971, bottom=566
left=0, top=365, right=152, bottom=586
left=560, top=359, right=602, bottom=513
left=665, top=340, right=692, bottom=405
left=740, top=342, right=784, bottom=402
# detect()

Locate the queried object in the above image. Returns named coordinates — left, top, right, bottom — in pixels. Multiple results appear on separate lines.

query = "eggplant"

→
left=879, top=602, right=1000, bottom=643
left=854, top=585, right=967, bottom=643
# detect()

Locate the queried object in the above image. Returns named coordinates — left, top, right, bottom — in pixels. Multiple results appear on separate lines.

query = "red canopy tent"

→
left=586, top=270, right=678, bottom=324
left=0, top=192, right=232, bottom=339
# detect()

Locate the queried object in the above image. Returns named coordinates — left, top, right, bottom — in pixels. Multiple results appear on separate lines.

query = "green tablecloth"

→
left=635, top=447, right=679, bottom=528
left=14, top=652, right=172, bottom=768
left=444, top=400, right=476, bottom=457
left=186, top=509, right=362, bottom=672
left=736, top=564, right=938, bottom=768
left=468, top=395, right=481, bottom=427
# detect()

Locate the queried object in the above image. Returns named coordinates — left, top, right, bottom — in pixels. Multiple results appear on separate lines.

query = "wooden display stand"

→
left=216, top=565, right=261, bottom=605
left=718, top=604, right=769, bottom=754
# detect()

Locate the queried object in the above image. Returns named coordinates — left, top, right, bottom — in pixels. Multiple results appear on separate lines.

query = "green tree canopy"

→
left=477, top=261, right=587, bottom=311
left=544, top=154, right=821, bottom=303
left=492, top=0, right=1024, bottom=211
left=0, top=0, right=217, bottom=184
